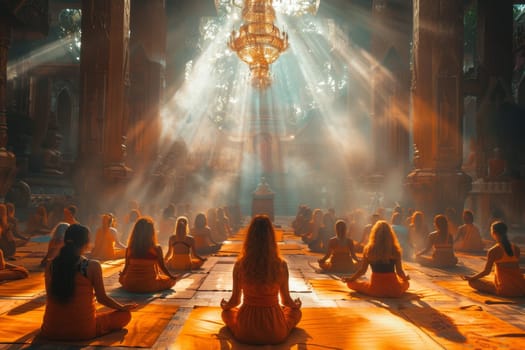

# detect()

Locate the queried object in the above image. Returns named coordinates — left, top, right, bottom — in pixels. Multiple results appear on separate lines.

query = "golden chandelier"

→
left=228, top=0, right=289, bottom=89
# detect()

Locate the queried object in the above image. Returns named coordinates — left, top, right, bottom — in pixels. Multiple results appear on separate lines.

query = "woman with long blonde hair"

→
left=344, top=220, right=409, bottom=297
left=119, top=217, right=178, bottom=293
left=165, top=216, right=206, bottom=271
left=221, top=215, right=302, bottom=345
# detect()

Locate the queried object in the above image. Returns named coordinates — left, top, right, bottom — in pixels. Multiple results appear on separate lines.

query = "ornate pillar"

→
left=78, top=0, right=131, bottom=214
left=474, top=0, right=514, bottom=178
left=405, top=0, right=471, bottom=216
left=128, top=0, right=166, bottom=171
left=0, top=17, right=16, bottom=198
left=368, top=0, right=411, bottom=197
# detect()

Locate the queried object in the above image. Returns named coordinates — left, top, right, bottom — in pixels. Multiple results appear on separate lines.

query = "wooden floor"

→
left=1, top=216, right=524, bottom=349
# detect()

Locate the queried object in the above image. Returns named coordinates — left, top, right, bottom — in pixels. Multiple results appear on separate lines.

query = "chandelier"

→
left=215, top=0, right=320, bottom=16
left=228, top=0, right=289, bottom=89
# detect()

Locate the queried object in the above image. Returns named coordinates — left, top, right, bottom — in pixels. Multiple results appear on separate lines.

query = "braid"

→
left=492, top=221, right=513, bottom=256
left=49, top=224, right=89, bottom=303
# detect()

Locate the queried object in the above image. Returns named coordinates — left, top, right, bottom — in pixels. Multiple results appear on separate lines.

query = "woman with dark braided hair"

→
left=221, top=215, right=302, bottom=345
left=41, top=224, right=136, bottom=340
left=463, top=221, right=525, bottom=296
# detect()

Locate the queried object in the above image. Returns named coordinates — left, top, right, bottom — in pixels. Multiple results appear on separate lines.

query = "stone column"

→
left=128, top=0, right=166, bottom=171
left=368, top=0, right=411, bottom=199
left=77, top=0, right=131, bottom=215
left=405, top=0, right=471, bottom=216
left=0, top=17, right=16, bottom=198
left=79, top=0, right=130, bottom=177
left=475, top=0, right=514, bottom=178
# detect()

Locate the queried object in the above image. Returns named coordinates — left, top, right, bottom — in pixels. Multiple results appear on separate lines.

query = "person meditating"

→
left=415, top=214, right=458, bottom=267
left=40, top=205, right=79, bottom=266
left=119, top=216, right=178, bottom=293
left=91, top=213, right=126, bottom=260
left=0, top=204, right=16, bottom=260
left=191, top=213, right=221, bottom=255
left=165, top=216, right=206, bottom=271
left=454, top=210, right=484, bottom=253
left=462, top=221, right=525, bottom=297
left=318, top=219, right=360, bottom=273
left=344, top=220, right=410, bottom=298
left=221, top=215, right=302, bottom=345
left=40, top=224, right=136, bottom=340
left=0, top=249, right=29, bottom=281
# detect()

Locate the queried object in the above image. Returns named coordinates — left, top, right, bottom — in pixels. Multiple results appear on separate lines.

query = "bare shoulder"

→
left=86, top=258, right=102, bottom=273
left=487, top=244, right=503, bottom=259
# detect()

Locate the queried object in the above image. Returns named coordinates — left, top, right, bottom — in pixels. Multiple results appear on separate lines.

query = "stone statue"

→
left=41, top=123, right=64, bottom=175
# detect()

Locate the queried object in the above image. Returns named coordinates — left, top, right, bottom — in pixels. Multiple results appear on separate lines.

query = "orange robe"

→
left=91, top=227, right=124, bottom=260
left=417, top=233, right=458, bottom=267
left=221, top=281, right=302, bottom=345
left=494, top=251, right=525, bottom=297
left=165, top=240, right=204, bottom=271
left=41, top=273, right=131, bottom=340
left=347, top=261, right=409, bottom=298
left=319, top=237, right=357, bottom=273
left=119, top=249, right=175, bottom=293
left=455, top=224, right=484, bottom=252
left=431, top=237, right=458, bottom=267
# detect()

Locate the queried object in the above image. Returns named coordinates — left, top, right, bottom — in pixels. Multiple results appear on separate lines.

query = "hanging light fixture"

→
left=228, top=0, right=289, bottom=89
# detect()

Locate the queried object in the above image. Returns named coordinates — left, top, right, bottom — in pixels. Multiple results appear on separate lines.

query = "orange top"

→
left=42, top=272, right=97, bottom=340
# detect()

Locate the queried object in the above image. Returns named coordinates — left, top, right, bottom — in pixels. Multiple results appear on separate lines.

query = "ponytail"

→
left=492, top=221, right=513, bottom=256
left=49, top=224, right=89, bottom=303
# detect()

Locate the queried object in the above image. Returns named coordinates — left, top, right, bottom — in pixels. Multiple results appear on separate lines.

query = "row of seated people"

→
left=355, top=208, right=485, bottom=256
left=316, top=212, right=480, bottom=274
left=314, top=216, right=525, bottom=298
left=292, top=206, right=336, bottom=252
left=292, top=204, right=467, bottom=258
left=157, top=205, right=232, bottom=254
left=37, top=202, right=232, bottom=267
left=311, top=207, right=485, bottom=271
left=35, top=215, right=300, bottom=345
left=2, top=206, right=524, bottom=345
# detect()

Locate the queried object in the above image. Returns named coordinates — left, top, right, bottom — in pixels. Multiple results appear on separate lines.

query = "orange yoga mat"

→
left=435, top=279, right=525, bottom=305
left=399, top=304, right=525, bottom=349
left=0, top=301, right=179, bottom=347
left=171, top=306, right=440, bottom=350
left=110, top=273, right=206, bottom=299
left=215, top=242, right=305, bottom=256
left=308, top=278, right=450, bottom=302
left=0, top=272, right=45, bottom=297
left=229, top=229, right=285, bottom=242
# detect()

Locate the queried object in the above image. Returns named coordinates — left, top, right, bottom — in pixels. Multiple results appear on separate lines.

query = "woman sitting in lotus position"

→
left=221, top=215, right=302, bottom=345
left=344, top=220, right=410, bottom=298
left=0, top=249, right=28, bottom=281
left=463, top=221, right=525, bottom=296
left=165, top=216, right=206, bottom=271
left=191, top=213, right=221, bottom=255
left=41, top=224, right=136, bottom=340
left=318, top=219, right=359, bottom=273
left=119, top=217, right=178, bottom=293
left=415, top=214, right=458, bottom=267
left=91, top=213, right=126, bottom=260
